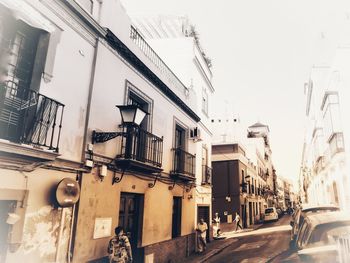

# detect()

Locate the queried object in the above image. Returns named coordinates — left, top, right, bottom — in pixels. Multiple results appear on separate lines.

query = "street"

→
left=206, top=215, right=297, bottom=263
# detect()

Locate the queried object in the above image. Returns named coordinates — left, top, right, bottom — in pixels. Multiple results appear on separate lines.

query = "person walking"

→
left=108, top=226, right=133, bottom=263
left=196, top=218, right=208, bottom=253
left=234, top=212, right=243, bottom=232
left=213, top=212, right=221, bottom=238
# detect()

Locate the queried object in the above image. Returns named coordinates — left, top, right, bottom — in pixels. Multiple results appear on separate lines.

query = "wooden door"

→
left=119, top=193, right=144, bottom=262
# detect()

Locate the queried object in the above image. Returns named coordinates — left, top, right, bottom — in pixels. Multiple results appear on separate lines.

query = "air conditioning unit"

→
left=190, top=127, right=202, bottom=141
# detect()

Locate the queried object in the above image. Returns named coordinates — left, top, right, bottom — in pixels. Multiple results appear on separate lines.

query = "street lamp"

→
left=92, top=105, right=148, bottom=144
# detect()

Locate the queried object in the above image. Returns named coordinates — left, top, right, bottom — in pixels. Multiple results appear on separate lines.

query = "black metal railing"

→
left=130, top=26, right=189, bottom=96
left=0, top=84, right=64, bottom=152
left=171, top=148, right=195, bottom=178
left=241, top=182, right=248, bottom=193
left=116, top=126, right=163, bottom=168
left=201, top=165, right=212, bottom=185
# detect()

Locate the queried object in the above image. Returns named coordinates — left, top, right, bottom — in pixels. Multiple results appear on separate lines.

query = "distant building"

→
left=212, top=143, right=267, bottom=227
left=211, top=120, right=278, bottom=227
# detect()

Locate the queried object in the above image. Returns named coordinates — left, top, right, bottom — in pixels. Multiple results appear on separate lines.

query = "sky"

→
left=120, top=0, right=350, bottom=188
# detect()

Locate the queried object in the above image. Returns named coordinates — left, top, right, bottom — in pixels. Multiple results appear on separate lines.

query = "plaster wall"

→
left=73, top=169, right=196, bottom=262
left=1, top=168, right=75, bottom=263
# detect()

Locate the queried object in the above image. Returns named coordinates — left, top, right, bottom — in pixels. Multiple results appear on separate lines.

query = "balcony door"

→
left=0, top=17, right=41, bottom=142
left=174, top=124, right=186, bottom=173
left=127, top=92, right=149, bottom=162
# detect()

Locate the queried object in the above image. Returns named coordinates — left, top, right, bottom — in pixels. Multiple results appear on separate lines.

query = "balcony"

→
left=241, top=182, right=248, bottom=193
left=170, top=148, right=195, bottom=181
left=114, top=126, right=163, bottom=174
left=329, top=132, right=344, bottom=157
left=130, top=26, right=189, bottom=97
left=201, top=165, right=212, bottom=185
left=0, top=84, right=64, bottom=156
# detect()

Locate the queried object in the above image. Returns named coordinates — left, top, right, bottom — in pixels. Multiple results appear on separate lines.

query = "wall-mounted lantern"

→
left=92, top=105, right=148, bottom=144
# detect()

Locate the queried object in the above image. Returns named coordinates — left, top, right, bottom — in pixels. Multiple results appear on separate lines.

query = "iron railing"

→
left=241, top=183, right=248, bottom=193
left=171, top=148, right=195, bottom=178
left=201, top=165, right=212, bottom=185
left=116, top=126, right=163, bottom=168
left=130, top=26, right=189, bottom=96
left=0, top=84, right=64, bottom=152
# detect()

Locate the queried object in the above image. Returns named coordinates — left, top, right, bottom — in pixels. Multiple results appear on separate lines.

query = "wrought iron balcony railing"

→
left=0, top=84, right=64, bottom=152
left=241, top=182, right=248, bottom=193
left=130, top=26, right=189, bottom=96
left=115, top=126, right=163, bottom=171
left=201, top=165, right=212, bottom=185
left=170, top=148, right=195, bottom=180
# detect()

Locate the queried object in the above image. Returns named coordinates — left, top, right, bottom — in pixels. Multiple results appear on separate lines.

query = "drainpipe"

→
left=55, top=208, right=66, bottom=263
left=81, top=38, right=100, bottom=162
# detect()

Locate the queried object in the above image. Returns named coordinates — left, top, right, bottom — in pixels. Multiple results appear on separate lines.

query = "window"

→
left=202, top=88, right=208, bottom=115
left=128, top=91, right=149, bottom=130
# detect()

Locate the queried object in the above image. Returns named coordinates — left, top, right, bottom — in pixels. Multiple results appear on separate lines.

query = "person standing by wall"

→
left=234, top=212, right=243, bottom=232
left=196, top=218, right=208, bottom=253
left=108, top=226, right=133, bottom=263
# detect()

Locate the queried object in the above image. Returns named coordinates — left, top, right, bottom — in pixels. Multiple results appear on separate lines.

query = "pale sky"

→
left=120, top=0, right=350, bottom=187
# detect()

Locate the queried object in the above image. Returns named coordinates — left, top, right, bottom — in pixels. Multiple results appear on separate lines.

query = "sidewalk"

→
left=185, top=222, right=263, bottom=263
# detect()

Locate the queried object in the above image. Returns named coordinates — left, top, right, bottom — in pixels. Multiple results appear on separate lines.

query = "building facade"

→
left=0, top=1, right=212, bottom=262
left=212, top=142, right=268, bottom=228
left=125, top=14, right=215, bottom=241
left=301, top=62, right=350, bottom=210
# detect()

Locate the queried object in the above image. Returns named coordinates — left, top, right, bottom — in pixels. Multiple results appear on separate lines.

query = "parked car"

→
left=290, top=204, right=340, bottom=246
left=295, top=211, right=350, bottom=262
left=264, top=207, right=278, bottom=222
left=276, top=208, right=283, bottom=218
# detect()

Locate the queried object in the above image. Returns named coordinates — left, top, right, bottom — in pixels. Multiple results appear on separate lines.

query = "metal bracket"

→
left=112, top=170, right=125, bottom=185
left=92, top=130, right=125, bottom=144
left=168, top=180, right=176, bottom=190
left=148, top=175, right=159, bottom=188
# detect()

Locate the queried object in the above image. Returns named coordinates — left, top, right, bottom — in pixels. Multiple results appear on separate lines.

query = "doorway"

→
left=172, top=197, right=182, bottom=238
left=119, top=193, right=144, bottom=262
left=197, top=206, right=210, bottom=242
left=249, top=202, right=253, bottom=225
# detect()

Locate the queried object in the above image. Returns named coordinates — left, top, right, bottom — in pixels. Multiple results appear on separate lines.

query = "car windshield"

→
left=265, top=208, right=274, bottom=213
left=309, top=223, right=350, bottom=245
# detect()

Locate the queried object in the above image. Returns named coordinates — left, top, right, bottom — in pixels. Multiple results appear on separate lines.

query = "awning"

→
left=0, top=0, right=55, bottom=33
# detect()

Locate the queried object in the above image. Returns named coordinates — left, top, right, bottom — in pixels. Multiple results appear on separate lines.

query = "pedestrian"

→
left=213, top=212, right=221, bottom=238
left=196, top=218, right=208, bottom=253
left=234, top=212, right=243, bottom=231
left=108, top=226, right=133, bottom=263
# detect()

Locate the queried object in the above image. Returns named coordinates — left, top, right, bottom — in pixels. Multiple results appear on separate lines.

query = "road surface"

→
left=207, top=215, right=298, bottom=263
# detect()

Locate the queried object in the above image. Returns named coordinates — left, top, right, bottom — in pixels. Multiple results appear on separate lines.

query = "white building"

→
left=301, top=19, right=350, bottom=210
left=126, top=14, right=215, bottom=237
left=0, top=1, right=213, bottom=262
